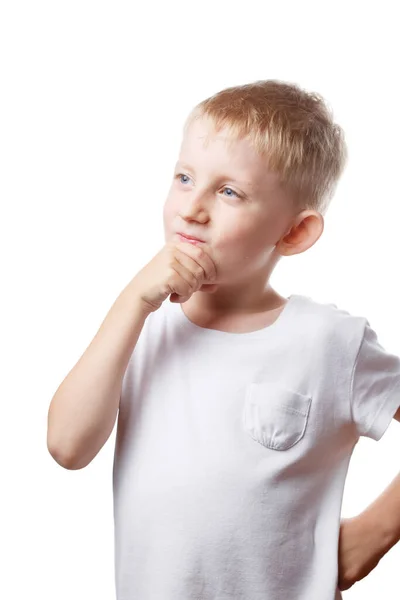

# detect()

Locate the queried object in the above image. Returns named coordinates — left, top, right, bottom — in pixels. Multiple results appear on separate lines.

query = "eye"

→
left=175, top=174, right=242, bottom=200
left=176, top=173, right=191, bottom=185
left=222, top=187, right=240, bottom=199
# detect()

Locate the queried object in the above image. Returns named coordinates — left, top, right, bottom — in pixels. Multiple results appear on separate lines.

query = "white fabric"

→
left=112, top=293, right=400, bottom=600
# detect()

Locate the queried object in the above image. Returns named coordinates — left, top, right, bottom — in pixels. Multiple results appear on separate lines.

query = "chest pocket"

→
left=242, top=382, right=312, bottom=450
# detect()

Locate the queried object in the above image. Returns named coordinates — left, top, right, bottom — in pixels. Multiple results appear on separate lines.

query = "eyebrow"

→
left=175, top=161, right=254, bottom=188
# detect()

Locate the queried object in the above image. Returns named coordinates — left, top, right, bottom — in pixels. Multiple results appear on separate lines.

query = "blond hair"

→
left=183, top=79, right=348, bottom=215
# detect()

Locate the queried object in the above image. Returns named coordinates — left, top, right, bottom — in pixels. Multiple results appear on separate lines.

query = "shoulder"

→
left=295, top=294, right=366, bottom=346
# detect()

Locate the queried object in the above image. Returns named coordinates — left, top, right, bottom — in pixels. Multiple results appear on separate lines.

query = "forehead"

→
left=181, top=117, right=258, bottom=165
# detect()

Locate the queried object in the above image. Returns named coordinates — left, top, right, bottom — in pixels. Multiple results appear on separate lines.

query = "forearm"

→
left=47, top=276, right=150, bottom=469
left=358, top=470, right=400, bottom=554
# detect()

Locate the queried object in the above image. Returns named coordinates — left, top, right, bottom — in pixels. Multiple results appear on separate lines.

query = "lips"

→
left=177, top=232, right=205, bottom=243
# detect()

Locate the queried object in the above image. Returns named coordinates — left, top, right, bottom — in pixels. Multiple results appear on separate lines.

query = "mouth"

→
left=176, top=232, right=205, bottom=245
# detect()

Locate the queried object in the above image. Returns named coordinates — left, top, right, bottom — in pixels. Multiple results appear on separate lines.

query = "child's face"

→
left=163, top=115, right=297, bottom=287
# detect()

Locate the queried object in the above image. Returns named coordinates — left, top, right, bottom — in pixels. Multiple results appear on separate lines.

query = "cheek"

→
left=162, top=200, right=175, bottom=229
left=216, top=223, right=256, bottom=251
left=216, top=226, right=271, bottom=268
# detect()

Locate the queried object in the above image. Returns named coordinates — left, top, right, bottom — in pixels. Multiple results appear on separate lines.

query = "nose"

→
left=180, top=189, right=210, bottom=221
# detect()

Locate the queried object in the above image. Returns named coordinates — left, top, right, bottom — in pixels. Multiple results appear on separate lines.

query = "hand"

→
left=337, top=515, right=388, bottom=591
left=133, top=241, right=218, bottom=314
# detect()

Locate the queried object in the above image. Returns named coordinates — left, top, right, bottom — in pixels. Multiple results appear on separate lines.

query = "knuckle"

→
left=190, top=272, right=199, bottom=287
left=167, top=265, right=177, bottom=279
left=193, top=245, right=203, bottom=257
left=183, top=242, right=201, bottom=256
left=194, top=266, right=204, bottom=279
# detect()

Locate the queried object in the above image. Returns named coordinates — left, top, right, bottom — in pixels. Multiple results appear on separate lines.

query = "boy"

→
left=47, top=79, right=400, bottom=599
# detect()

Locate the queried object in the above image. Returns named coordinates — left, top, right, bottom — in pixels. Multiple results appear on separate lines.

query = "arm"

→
left=359, top=469, right=400, bottom=553
left=338, top=413, right=400, bottom=592
left=47, top=277, right=151, bottom=470
left=359, top=410, right=400, bottom=552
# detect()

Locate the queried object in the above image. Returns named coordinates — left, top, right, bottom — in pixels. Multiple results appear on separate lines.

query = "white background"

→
left=1, top=1, right=399, bottom=598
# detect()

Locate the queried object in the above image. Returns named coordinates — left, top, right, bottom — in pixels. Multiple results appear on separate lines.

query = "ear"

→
left=276, top=210, right=324, bottom=256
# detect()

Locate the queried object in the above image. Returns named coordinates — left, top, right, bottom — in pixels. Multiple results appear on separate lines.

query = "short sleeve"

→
left=350, top=320, right=400, bottom=441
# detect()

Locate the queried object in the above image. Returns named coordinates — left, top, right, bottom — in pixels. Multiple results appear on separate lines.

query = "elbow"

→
left=47, top=415, right=87, bottom=470
left=47, top=439, right=96, bottom=470
left=47, top=437, right=84, bottom=470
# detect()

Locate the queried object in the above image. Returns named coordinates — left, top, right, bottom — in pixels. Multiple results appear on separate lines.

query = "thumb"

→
left=170, top=293, right=191, bottom=303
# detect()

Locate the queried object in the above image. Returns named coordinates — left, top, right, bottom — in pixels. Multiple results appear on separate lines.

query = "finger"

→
left=175, top=244, right=210, bottom=284
left=171, top=259, right=202, bottom=295
left=176, top=242, right=217, bottom=283
left=200, top=283, right=219, bottom=293
left=170, top=292, right=191, bottom=303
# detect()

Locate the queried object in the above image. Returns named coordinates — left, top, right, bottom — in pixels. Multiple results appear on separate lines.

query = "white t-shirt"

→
left=112, top=293, right=400, bottom=600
